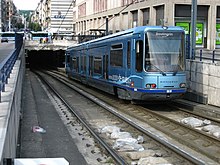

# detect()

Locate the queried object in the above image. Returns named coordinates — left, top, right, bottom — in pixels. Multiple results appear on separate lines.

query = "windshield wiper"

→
left=172, top=66, right=181, bottom=76
left=147, top=64, right=167, bottom=76
left=173, top=70, right=178, bottom=76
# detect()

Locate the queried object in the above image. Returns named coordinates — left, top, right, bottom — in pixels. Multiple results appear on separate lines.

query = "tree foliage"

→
left=29, top=22, right=42, bottom=31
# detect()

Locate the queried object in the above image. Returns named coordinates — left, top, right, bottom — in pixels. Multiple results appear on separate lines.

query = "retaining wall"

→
left=186, top=59, right=220, bottom=106
left=0, top=47, right=25, bottom=164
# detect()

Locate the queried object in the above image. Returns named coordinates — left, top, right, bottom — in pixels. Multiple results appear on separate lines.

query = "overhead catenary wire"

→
left=29, top=1, right=76, bottom=51
left=56, top=0, right=135, bottom=35
left=38, top=0, right=135, bottom=48
left=97, top=0, right=136, bottom=30
left=56, top=0, right=75, bottom=34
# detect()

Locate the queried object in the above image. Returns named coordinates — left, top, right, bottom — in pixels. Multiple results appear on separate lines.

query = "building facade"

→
left=49, top=0, right=75, bottom=33
left=73, top=0, right=220, bottom=50
left=31, top=0, right=47, bottom=31
left=0, top=0, right=18, bottom=32
left=0, top=0, right=7, bottom=32
left=32, top=0, right=75, bottom=34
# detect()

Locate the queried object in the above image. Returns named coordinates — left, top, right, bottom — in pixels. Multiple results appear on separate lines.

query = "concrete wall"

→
left=0, top=47, right=25, bottom=164
left=186, top=59, right=220, bottom=106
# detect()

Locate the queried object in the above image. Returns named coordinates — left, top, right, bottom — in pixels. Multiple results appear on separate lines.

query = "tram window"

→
left=103, top=54, right=108, bottom=79
left=136, top=40, right=143, bottom=72
left=110, top=43, right=123, bottom=67
left=94, top=57, right=102, bottom=74
left=73, top=57, right=77, bottom=70
left=89, top=56, right=93, bottom=76
left=66, top=54, right=70, bottom=63
left=76, top=57, right=79, bottom=72
left=127, top=41, right=131, bottom=69
left=80, top=51, right=84, bottom=72
left=111, top=44, right=122, bottom=49
left=83, top=56, right=86, bottom=72
left=81, top=55, right=86, bottom=74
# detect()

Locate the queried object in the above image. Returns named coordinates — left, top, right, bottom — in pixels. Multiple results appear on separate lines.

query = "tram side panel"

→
left=65, top=26, right=187, bottom=101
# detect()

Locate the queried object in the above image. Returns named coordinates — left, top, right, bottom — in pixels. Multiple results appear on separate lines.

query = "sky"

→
left=13, top=0, right=39, bottom=10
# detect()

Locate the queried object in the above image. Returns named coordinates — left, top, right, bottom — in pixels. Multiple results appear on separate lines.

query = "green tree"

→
left=29, top=22, right=41, bottom=31
left=15, top=22, right=24, bottom=29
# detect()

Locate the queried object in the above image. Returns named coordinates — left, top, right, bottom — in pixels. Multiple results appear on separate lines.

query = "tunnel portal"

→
left=26, top=49, right=66, bottom=69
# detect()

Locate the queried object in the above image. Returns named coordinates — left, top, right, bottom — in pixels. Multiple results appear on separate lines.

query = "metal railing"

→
left=0, top=33, right=23, bottom=102
left=197, top=49, right=220, bottom=63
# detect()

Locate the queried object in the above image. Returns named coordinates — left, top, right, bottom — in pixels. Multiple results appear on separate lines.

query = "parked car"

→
left=1, top=37, right=8, bottom=43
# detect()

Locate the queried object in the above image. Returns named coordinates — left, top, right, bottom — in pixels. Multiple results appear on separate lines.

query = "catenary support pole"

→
left=190, top=0, right=197, bottom=59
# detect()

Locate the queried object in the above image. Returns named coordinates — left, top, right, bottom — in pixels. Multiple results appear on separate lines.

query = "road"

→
left=0, top=42, right=15, bottom=64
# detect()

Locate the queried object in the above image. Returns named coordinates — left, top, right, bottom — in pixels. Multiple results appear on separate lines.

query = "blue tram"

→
left=65, top=26, right=186, bottom=101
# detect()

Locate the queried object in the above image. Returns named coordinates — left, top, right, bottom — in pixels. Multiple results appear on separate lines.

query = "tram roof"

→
left=67, top=26, right=184, bottom=50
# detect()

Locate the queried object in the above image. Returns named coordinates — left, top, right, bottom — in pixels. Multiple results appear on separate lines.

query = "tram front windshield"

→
left=145, top=31, right=185, bottom=73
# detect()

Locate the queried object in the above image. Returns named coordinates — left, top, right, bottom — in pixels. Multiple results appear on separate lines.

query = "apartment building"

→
left=0, top=0, right=6, bottom=32
left=32, top=0, right=74, bottom=34
left=0, top=0, right=17, bottom=32
left=73, top=0, right=220, bottom=50
left=31, top=0, right=47, bottom=31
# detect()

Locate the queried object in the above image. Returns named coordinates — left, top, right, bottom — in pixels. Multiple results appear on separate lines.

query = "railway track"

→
left=34, top=69, right=219, bottom=164
left=120, top=105, right=220, bottom=162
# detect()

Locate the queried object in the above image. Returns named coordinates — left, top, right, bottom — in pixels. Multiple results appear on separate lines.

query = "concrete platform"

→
left=174, top=99, right=220, bottom=119
left=19, top=70, right=87, bottom=165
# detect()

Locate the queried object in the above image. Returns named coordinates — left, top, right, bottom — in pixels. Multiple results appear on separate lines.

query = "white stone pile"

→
left=181, top=117, right=220, bottom=138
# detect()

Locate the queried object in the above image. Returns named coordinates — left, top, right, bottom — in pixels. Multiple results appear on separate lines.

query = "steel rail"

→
left=34, top=71, right=128, bottom=165
left=136, top=105, right=220, bottom=162
left=45, top=70, right=208, bottom=165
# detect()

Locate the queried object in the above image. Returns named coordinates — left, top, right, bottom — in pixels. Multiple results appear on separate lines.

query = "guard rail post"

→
left=200, top=49, right=202, bottom=61
left=212, top=50, right=215, bottom=63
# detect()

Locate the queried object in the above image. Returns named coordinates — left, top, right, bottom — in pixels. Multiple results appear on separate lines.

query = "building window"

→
left=73, top=11, right=76, bottom=21
left=78, top=3, right=86, bottom=18
left=122, top=0, right=133, bottom=6
left=84, top=21, right=86, bottom=31
left=94, top=0, right=107, bottom=13
left=132, top=10, right=138, bottom=27
left=73, top=24, right=76, bottom=32
left=218, top=7, right=220, bottom=18
left=155, top=5, right=164, bottom=26
left=142, top=8, right=149, bottom=26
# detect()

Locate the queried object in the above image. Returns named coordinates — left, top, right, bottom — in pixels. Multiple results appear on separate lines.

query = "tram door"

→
left=135, top=40, right=143, bottom=73
left=103, top=54, right=109, bottom=79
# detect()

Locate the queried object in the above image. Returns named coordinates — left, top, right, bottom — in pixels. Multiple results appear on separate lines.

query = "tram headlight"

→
left=179, top=83, right=186, bottom=88
left=146, top=84, right=157, bottom=89
left=146, top=84, right=151, bottom=88
left=130, top=81, right=134, bottom=87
